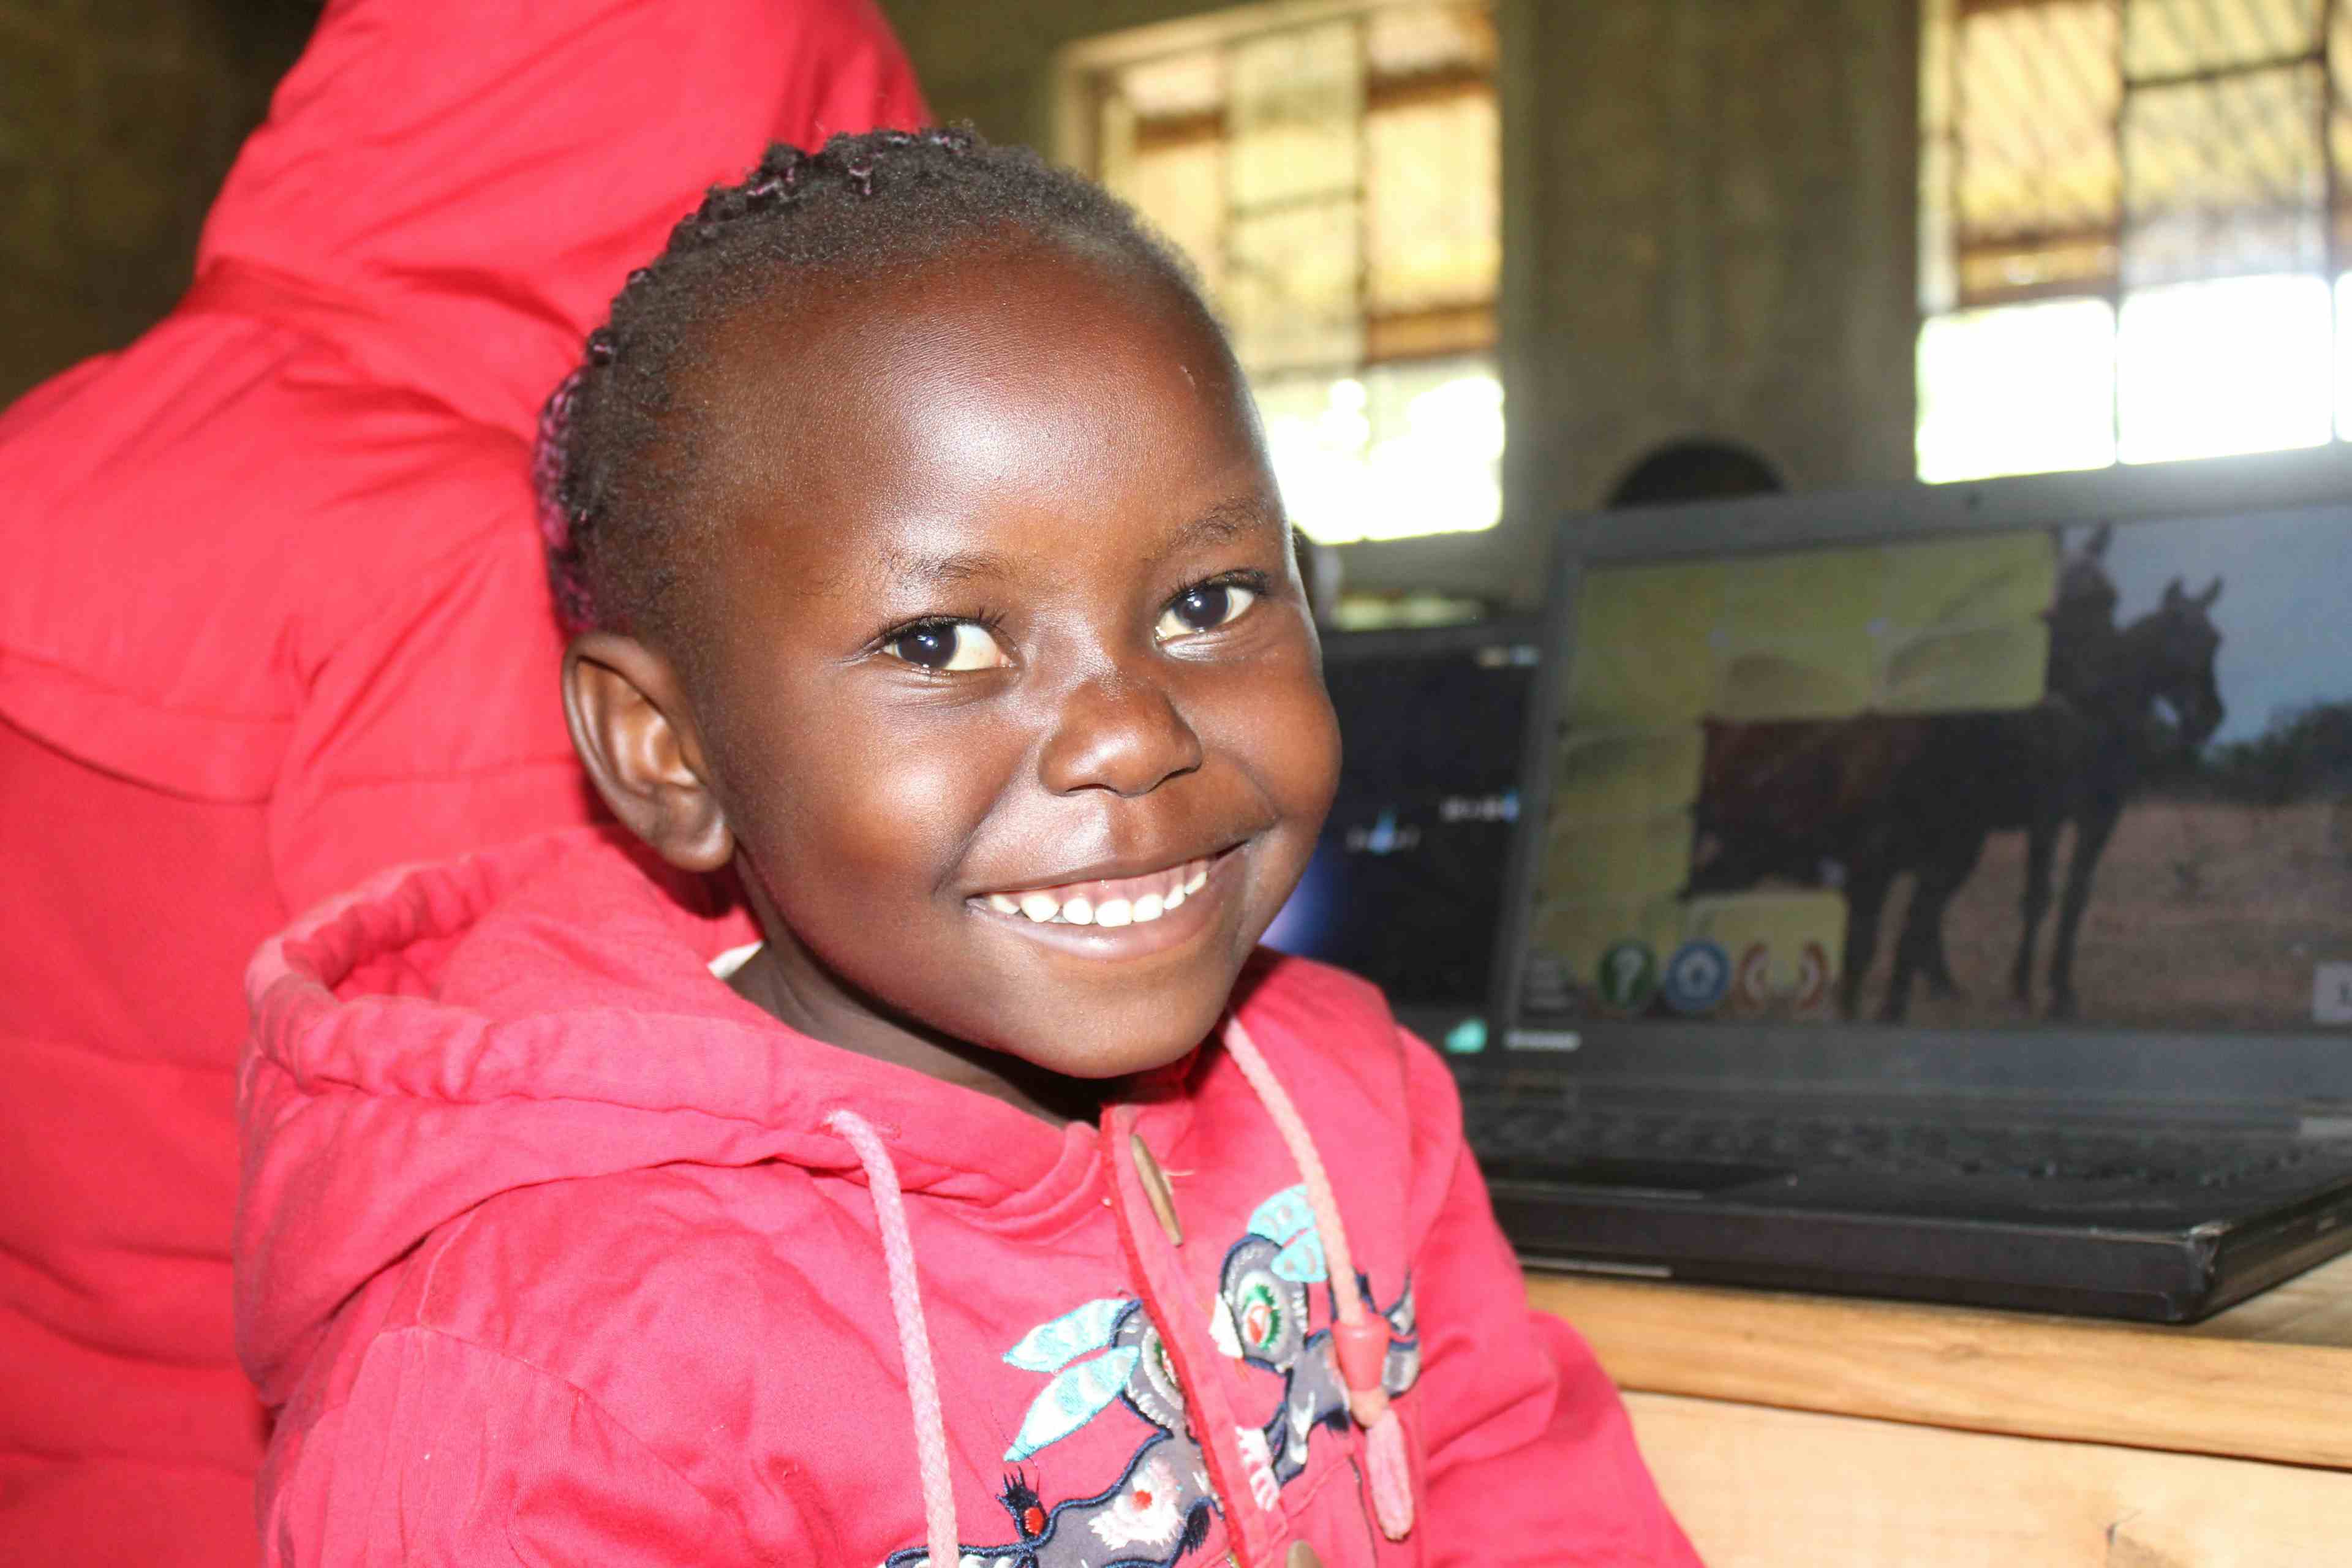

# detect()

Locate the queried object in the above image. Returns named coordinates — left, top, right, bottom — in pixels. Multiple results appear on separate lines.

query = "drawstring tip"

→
left=1335, top=1317, right=1410, bottom=1538
left=1365, top=1408, right=1414, bottom=1540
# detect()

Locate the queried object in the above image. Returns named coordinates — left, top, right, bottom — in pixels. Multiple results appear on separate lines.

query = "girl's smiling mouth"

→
left=970, top=845, right=1243, bottom=946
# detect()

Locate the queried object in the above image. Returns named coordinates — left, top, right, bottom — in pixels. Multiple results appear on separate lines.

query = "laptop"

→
left=1472, top=445, right=2352, bottom=1323
left=1265, top=618, right=1541, bottom=1051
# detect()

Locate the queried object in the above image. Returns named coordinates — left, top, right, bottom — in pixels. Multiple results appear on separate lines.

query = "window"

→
left=1068, top=1, right=1502, bottom=545
left=1918, top=0, right=2352, bottom=481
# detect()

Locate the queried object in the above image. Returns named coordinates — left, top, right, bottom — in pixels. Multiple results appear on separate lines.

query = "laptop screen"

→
left=1507, top=454, right=2352, bottom=1055
left=1266, top=621, right=1540, bottom=1025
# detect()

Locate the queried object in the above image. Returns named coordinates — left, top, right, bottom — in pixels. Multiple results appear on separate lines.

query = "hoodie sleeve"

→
left=1399, top=1031, right=1705, bottom=1567
left=264, top=1325, right=778, bottom=1565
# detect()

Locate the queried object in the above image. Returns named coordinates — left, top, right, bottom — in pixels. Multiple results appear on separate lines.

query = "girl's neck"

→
left=723, top=942, right=1112, bottom=1128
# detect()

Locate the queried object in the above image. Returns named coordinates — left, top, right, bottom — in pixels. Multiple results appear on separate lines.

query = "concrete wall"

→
left=0, top=0, right=314, bottom=405
left=879, top=0, right=1922, bottom=607
left=1502, top=0, right=1920, bottom=513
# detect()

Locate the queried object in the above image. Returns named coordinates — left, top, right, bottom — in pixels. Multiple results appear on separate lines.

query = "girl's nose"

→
left=1038, top=671, right=1204, bottom=798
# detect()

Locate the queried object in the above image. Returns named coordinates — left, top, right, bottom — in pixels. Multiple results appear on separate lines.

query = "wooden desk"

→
left=1531, top=1252, right=2352, bottom=1566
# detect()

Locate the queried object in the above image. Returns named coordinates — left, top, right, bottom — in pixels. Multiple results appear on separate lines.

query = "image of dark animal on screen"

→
left=1690, top=529, right=2225, bottom=1022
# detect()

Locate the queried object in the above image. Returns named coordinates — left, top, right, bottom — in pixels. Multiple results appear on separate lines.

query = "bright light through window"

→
left=2341, top=274, right=2352, bottom=444
left=1917, top=299, right=2116, bottom=483
left=2117, top=275, right=2333, bottom=464
left=1257, top=361, right=1504, bottom=543
left=1918, top=278, right=2344, bottom=482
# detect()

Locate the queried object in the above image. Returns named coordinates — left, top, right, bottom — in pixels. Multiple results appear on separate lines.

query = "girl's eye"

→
left=1156, top=582, right=1258, bottom=643
left=884, top=620, right=1007, bottom=673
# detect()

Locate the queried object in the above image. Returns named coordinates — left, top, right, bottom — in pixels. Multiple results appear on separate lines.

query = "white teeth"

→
left=989, top=855, right=1219, bottom=929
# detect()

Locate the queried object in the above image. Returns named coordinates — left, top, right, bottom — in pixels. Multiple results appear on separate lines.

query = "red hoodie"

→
left=0, top=5, right=923, bottom=1560
left=238, top=829, right=1702, bottom=1567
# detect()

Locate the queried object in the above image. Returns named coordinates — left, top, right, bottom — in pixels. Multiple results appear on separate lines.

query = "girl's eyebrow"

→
left=878, top=497, right=1279, bottom=589
left=1148, top=496, right=1282, bottom=567
left=880, top=543, right=1022, bottom=587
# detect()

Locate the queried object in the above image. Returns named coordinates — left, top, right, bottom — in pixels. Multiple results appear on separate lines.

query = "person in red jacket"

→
left=0, top=4, right=924, bottom=1562
left=238, top=128, right=1702, bottom=1566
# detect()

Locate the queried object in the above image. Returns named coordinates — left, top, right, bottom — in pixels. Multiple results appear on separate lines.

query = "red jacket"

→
left=239, top=830, right=1702, bottom=1567
left=0, top=6, right=924, bottom=1561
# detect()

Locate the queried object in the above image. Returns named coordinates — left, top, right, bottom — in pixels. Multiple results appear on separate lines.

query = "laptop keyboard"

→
left=1463, top=1099, right=2348, bottom=1190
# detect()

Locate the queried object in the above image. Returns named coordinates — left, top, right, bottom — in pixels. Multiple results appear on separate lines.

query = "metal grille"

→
left=1079, top=3, right=1506, bottom=546
left=1924, top=0, right=2350, bottom=309
left=1090, top=1, right=1499, bottom=379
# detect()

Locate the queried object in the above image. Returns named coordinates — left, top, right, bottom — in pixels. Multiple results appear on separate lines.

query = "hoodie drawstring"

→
left=827, top=1108, right=960, bottom=1566
left=830, top=1015, right=1414, bottom=1562
left=1219, top=1015, right=1416, bottom=1542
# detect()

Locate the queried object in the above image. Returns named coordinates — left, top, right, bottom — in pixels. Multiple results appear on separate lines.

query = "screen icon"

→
left=1662, top=939, right=1732, bottom=1016
left=1596, top=939, right=1660, bottom=1012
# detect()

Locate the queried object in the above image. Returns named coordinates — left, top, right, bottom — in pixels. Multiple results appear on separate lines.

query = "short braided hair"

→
left=535, top=125, right=1208, bottom=638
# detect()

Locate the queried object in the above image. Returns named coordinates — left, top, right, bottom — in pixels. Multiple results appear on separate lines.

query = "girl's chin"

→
left=993, top=994, right=1231, bottom=1085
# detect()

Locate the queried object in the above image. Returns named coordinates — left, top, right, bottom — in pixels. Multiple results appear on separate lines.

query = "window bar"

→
left=2323, top=0, right=2341, bottom=439
left=2113, top=0, right=2130, bottom=458
left=1355, top=10, right=1373, bottom=382
left=2128, top=51, right=2327, bottom=96
left=1946, top=0, right=1964, bottom=311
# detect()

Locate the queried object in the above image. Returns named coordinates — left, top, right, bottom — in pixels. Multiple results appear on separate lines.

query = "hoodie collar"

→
left=236, top=828, right=1099, bottom=1400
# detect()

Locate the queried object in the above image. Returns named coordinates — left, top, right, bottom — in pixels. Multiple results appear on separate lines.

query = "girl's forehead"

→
left=716, top=241, right=1238, bottom=423
left=700, top=249, right=1269, bottom=562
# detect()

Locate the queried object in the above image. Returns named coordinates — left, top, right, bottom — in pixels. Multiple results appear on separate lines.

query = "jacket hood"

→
left=194, top=0, right=926, bottom=434
left=0, top=0, right=923, bottom=798
left=235, top=829, right=1098, bottom=1406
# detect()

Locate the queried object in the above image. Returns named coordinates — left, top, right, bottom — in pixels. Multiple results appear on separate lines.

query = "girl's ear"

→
left=562, top=632, right=734, bottom=872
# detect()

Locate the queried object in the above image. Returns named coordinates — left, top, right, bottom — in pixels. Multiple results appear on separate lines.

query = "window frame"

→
left=1055, top=0, right=1526, bottom=595
left=1918, top=0, right=2352, bottom=480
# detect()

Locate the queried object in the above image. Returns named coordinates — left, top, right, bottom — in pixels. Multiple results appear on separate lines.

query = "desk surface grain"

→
left=1528, top=1249, right=2352, bottom=1470
left=1621, top=1393, right=2352, bottom=1568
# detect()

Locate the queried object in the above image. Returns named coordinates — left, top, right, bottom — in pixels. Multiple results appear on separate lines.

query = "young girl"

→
left=236, top=128, right=1700, bottom=1567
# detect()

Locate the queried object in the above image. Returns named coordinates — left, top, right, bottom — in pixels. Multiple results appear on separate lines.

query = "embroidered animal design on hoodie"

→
left=884, top=1185, right=1419, bottom=1567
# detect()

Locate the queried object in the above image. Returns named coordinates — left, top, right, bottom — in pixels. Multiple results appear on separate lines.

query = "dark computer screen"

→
left=1265, top=622, right=1540, bottom=1014
left=1518, top=502, right=2352, bottom=1035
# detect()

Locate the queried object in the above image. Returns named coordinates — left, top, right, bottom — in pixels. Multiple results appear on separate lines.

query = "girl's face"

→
left=605, top=245, right=1340, bottom=1111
